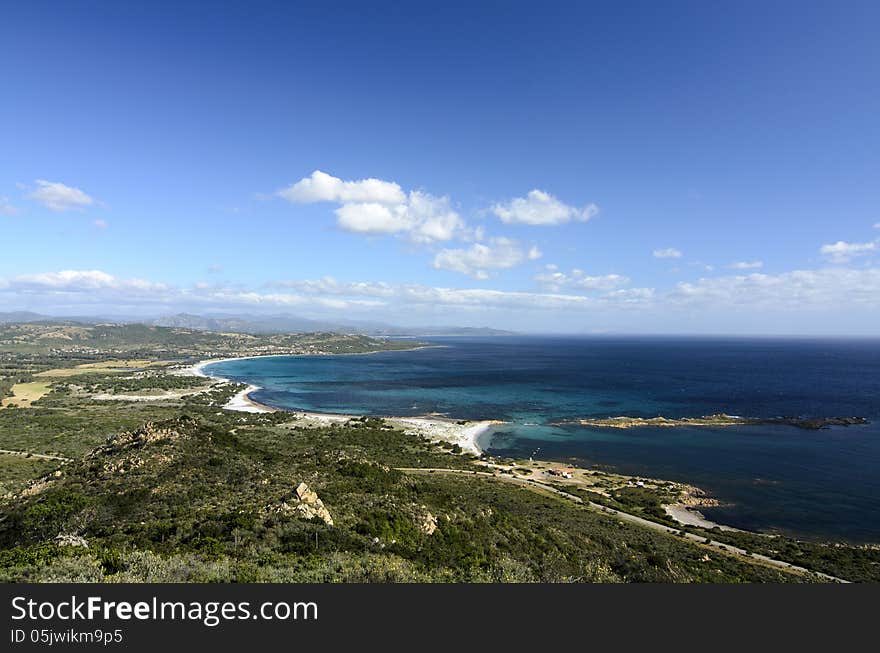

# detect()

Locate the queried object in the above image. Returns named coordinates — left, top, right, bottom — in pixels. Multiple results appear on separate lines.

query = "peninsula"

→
left=556, top=414, right=869, bottom=430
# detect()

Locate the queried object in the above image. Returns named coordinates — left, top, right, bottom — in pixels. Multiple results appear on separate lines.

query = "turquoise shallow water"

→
left=205, top=336, right=880, bottom=542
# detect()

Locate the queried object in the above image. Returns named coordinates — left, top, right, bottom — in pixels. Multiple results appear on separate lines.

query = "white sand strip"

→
left=388, top=417, right=502, bottom=455
left=224, top=384, right=275, bottom=413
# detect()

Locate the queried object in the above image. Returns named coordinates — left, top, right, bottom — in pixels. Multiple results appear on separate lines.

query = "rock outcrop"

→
left=557, top=414, right=869, bottom=430
left=54, top=534, right=89, bottom=548
left=418, top=511, right=438, bottom=535
left=270, top=482, right=334, bottom=526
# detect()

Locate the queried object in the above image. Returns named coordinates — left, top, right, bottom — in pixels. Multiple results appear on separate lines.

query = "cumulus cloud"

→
left=278, top=170, right=465, bottom=243
left=729, top=260, right=763, bottom=270
left=432, top=238, right=539, bottom=279
left=278, top=170, right=406, bottom=205
left=2, top=270, right=167, bottom=295
left=491, top=190, right=598, bottom=226
left=653, top=248, right=682, bottom=259
left=334, top=202, right=410, bottom=234
left=28, top=180, right=95, bottom=212
left=820, top=240, right=878, bottom=263
left=535, top=268, right=631, bottom=292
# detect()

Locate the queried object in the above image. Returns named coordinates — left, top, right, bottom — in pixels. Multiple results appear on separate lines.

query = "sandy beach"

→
left=174, top=356, right=280, bottom=413
left=224, top=384, right=276, bottom=413
left=183, top=355, right=502, bottom=454
left=174, top=355, right=273, bottom=378
left=386, top=416, right=502, bottom=455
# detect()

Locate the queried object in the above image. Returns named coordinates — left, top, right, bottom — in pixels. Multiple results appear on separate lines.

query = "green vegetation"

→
left=676, top=527, right=880, bottom=582
left=0, top=321, right=876, bottom=583
left=0, top=412, right=802, bottom=583
left=0, top=455, right=60, bottom=495
left=562, top=484, right=880, bottom=582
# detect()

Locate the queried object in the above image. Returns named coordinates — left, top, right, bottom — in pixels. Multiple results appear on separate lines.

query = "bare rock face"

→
left=271, top=482, right=334, bottom=526
left=295, top=482, right=319, bottom=504
left=54, top=533, right=89, bottom=548
left=419, top=511, right=438, bottom=535
left=109, top=422, right=182, bottom=449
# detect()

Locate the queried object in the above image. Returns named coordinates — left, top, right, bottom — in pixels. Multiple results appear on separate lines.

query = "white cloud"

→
left=393, top=286, right=598, bottom=309
left=729, top=260, right=763, bottom=270
left=29, top=180, right=95, bottom=212
left=278, top=170, right=406, bottom=205
left=404, top=191, right=466, bottom=244
left=0, top=270, right=382, bottom=313
left=432, top=238, right=537, bottom=279
left=93, top=219, right=108, bottom=229
left=491, top=190, right=598, bottom=226
left=334, top=202, right=410, bottom=234
left=670, top=268, right=880, bottom=310
left=820, top=240, right=878, bottom=263
left=277, top=278, right=607, bottom=310
left=278, top=170, right=464, bottom=243
left=653, top=248, right=682, bottom=259
left=3, top=270, right=167, bottom=294
left=874, top=223, right=880, bottom=229
left=1, top=197, right=17, bottom=215
left=274, top=277, right=397, bottom=298
left=535, top=268, right=630, bottom=292
left=0, top=269, right=617, bottom=315
left=195, top=290, right=384, bottom=311
left=4, top=266, right=880, bottom=326
left=603, top=287, right=655, bottom=303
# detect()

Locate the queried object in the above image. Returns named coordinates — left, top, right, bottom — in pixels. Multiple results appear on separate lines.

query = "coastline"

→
left=180, top=353, right=739, bottom=529
left=224, top=384, right=276, bottom=413
left=176, top=354, right=286, bottom=378
left=177, top=342, right=443, bottom=378
left=180, top=353, right=500, bottom=455
left=664, top=504, right=741, bottom=532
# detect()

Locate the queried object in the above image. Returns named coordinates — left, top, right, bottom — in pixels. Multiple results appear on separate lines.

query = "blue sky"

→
left=1, top=1, right=878, bottom=334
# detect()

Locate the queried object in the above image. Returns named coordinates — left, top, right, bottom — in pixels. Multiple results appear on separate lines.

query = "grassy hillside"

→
left=0, top=409, right=802, bottom=583
left=0, top=322, right=876, bottom=583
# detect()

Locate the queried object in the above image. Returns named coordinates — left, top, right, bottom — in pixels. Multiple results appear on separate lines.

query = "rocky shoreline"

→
left=556, top=413, right=869, bottom=430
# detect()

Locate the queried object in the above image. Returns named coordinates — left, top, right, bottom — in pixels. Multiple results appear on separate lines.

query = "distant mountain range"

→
left=0, top=311, right=515, bottom=337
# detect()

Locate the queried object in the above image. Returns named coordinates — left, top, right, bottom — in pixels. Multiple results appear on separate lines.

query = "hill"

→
left=1, top=322, right=875, bottom=583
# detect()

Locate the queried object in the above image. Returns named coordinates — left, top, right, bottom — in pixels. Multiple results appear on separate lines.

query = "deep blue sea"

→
left=205, top=336, right=880, bottom=543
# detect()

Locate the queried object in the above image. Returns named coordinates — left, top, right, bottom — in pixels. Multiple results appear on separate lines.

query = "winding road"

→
left=0, top=449, right=71, bottom=462
left=397, top=467, right=849, bottom=583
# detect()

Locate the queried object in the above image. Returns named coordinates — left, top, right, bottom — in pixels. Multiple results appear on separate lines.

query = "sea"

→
left=204, top=336, right=880, bottom=543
